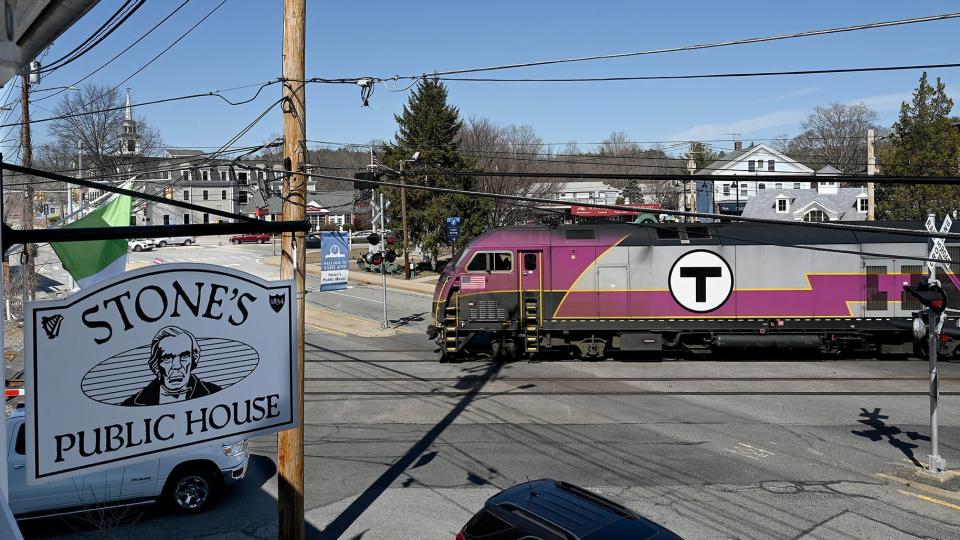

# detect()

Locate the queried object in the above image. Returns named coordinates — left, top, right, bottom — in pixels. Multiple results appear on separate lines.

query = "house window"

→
left=220, top=171, right=228, bottom=181
left=203, top=213, right=210, bottom=224
left=163, top=215, right=170, bottom=225
left=181, top=170, right=191, bottom=181
left=237, top=172, right=248, bottom=185
left=126, top=140, right=135, bottom=152
left=758, top=183, right=766, bottom=190
left=776, top=198, right=788, bottom=213
left=202, top=190, right=209, bottom=201
left=858, top=197, right=868, bottom=213
left=740, top=183, right=748, bottom=196
left=183, top=214, right=190, bottom=225
left=238, top=191, right=248, bottom=205
left=722, top=184, right=731, bottom=196
left=221, top=189, right=227, bottom=200
left=257, top=170, right=265, bottom=180
left=793, top=182, right=801, bottom=190
left=748, top=160, right=756, bottom=172
left=768, top=160, right=775, bottom=171
left=775, top=183, right=783, bottom=189
left=803, top=209, right=828, bottom=222
left=182, top=190, right=189, bottom=201
left=201, top=170, right=209, bottom=181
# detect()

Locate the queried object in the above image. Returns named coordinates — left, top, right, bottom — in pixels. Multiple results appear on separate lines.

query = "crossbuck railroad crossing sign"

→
left=926, top=214, right=952, bottom=275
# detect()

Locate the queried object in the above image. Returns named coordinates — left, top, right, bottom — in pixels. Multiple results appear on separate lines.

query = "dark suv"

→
left=458, top=479, right=681, bottom=540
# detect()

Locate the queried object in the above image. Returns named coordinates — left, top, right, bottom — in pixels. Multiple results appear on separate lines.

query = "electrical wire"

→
left=389, top=11, right=960, bottom=78
left=38, top=0, right=147, bottom=75
left=295, top=169, right=960, bottom=241
left=433, top=62, right=960, bottom=83
left=505, top=199, right=955, bottom=266
left=33, top=0, right=194, bottom=104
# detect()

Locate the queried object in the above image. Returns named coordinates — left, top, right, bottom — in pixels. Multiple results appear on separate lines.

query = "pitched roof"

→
left=694, top=143, right=815, bottom=175
left=741, top=187, right=868, bottom=221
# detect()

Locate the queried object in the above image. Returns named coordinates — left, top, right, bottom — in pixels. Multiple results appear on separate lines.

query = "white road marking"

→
left=724, top=442, right=775, bottom=461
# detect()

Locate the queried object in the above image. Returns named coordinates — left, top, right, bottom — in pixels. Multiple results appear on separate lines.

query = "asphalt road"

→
left=17, top=241, right=960, bottom=539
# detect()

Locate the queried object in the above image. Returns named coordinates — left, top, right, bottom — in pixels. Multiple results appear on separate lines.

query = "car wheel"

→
left=132, top=245, right=142, bottom=252
left=232, top=239, right=240, bottom=245
left=258, top=238, right=265, bottom=244
left=165, top=466, right=218, bottom=514
left=183, top=239, right=193, bottom=246
left=158, top=241, right=167, bottom=248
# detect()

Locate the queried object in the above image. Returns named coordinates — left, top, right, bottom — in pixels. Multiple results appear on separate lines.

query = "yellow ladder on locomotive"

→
left=443, top=295, right=459, bottom=353
left=523, top=295, right=540, bottom=353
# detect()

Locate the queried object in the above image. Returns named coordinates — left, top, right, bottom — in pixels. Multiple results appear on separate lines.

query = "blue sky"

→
left=14, top=0, right=960, bottom=155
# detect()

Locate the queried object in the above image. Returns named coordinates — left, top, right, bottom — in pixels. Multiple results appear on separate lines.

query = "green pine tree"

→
left=622, top=178, right=643, bottom=204
left=381, top=79, right=491, bottom=259
left=876, top=73, right=960, bottom=219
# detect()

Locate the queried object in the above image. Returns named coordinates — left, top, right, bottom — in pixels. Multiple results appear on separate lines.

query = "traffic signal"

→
left=904, top=281, right=948, bottom=314
left=384, top=249, right=397, bottom=263
left=366, top=232, right=381, bottom=246
left=384, top=232, right=397, bottom=246
left=364, top=251, right=383, bottom=266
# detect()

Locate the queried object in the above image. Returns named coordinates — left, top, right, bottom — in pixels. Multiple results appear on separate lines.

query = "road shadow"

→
left=9, top=265, right=64, bottom=294
left=851, top=407, right=930, bottom=467
left=317, top=361, right=502, bottom=539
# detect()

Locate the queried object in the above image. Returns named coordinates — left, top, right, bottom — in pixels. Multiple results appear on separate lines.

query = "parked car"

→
left=229, top=233, right=271, bottom=245
left=458, top=479, right=682, bottom=540
left=128, top=239, right=155, bottom=252
left=6, top=406, right=249, bottom=518
left=155, top=236, right=196, bottom=247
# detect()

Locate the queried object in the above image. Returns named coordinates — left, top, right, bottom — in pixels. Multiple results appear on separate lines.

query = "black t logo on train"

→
left=668, top=250, right=734, bottom=313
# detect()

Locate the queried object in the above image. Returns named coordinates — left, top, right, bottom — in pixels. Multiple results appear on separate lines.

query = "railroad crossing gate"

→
left=926, top=214, right=952, bottom=275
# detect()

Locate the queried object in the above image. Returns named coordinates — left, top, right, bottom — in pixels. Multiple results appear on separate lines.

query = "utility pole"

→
left=399, top=152, right=418, bottom=279
left=278, top=0, right=306, bottom=538
left=867, top=128, right=876, bottom=221
left=20, top=74, right=35, bottom=305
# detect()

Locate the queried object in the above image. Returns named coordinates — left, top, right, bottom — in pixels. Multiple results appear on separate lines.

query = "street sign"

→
left=446, top=216, right=461, bottom=242
left=24, top=264, right=299, bottom=482
left=319, top=231, right=349, bottom=291
left=926, top=215, right=952, bottom=274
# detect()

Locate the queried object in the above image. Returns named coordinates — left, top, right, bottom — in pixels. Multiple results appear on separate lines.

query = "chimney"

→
left=734, top=140, right=742, bottom=151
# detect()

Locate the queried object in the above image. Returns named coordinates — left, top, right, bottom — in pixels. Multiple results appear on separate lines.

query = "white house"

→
left=695, top=142, right=816, bottom=205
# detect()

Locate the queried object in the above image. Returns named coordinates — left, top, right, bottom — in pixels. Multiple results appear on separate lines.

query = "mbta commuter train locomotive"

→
left=427, top=222, right=960, bottom=360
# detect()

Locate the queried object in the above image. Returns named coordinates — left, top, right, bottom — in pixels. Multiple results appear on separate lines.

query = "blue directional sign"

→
left=319, top=231, right=349, bottom=291
left=446, top=216, right=461, bottom=242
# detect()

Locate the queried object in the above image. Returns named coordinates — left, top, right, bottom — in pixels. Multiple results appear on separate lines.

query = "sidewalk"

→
left=260, top=255, right=437, bottom=295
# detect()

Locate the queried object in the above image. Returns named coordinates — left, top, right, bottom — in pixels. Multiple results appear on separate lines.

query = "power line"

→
left=388, top=11, right=960, bottom=78
left=33, top=0, right=194, bottom=104
left=39, top=0, right=147, bottom=75
left=434, top=62, right=960, bottom=83
left=0, top=80, right=279, bottom=129
left=508, top=199, right=955, bottom=266
left=299, top=168, right=960, bottom=241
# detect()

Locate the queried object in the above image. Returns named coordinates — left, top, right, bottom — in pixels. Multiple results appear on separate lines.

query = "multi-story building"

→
left=694, top=142, right=816, bottom=216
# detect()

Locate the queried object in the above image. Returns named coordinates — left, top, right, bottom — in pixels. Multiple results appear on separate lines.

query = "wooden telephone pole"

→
left=20, top=75, right=35, bottom=304
left=278, top=0, right=306, bottom=538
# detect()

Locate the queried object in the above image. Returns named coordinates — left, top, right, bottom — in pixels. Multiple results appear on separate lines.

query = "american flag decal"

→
left=461, top=275, right=486, bottom=290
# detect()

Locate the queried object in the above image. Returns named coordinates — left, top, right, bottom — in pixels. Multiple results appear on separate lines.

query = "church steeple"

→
left=120, top=88, right=138, bottom=155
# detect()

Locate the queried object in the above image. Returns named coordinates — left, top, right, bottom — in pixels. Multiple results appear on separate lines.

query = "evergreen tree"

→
left=381, top=80, right=491, bottom=259
left=876, top=73, right=960, bottom=219
left=622, top=178, right=643, bottom=203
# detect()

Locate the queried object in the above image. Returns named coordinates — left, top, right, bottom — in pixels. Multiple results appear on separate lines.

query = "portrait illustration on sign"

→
left=120, top=326, right=222, bottom=406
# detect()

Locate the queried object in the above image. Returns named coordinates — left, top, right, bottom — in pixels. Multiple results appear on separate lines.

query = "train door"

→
left=519, top=251, right=542, bottom=353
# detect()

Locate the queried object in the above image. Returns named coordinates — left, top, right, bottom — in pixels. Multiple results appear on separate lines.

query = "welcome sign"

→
left=24, top=264, right=299, bottom=482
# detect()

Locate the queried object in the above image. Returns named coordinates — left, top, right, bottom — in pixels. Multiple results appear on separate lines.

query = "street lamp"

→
left=399, top=151, right=420, bottom=280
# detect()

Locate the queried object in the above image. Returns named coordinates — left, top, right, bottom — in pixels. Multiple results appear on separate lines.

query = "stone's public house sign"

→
left=24, top=264, right=299, bottom=482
